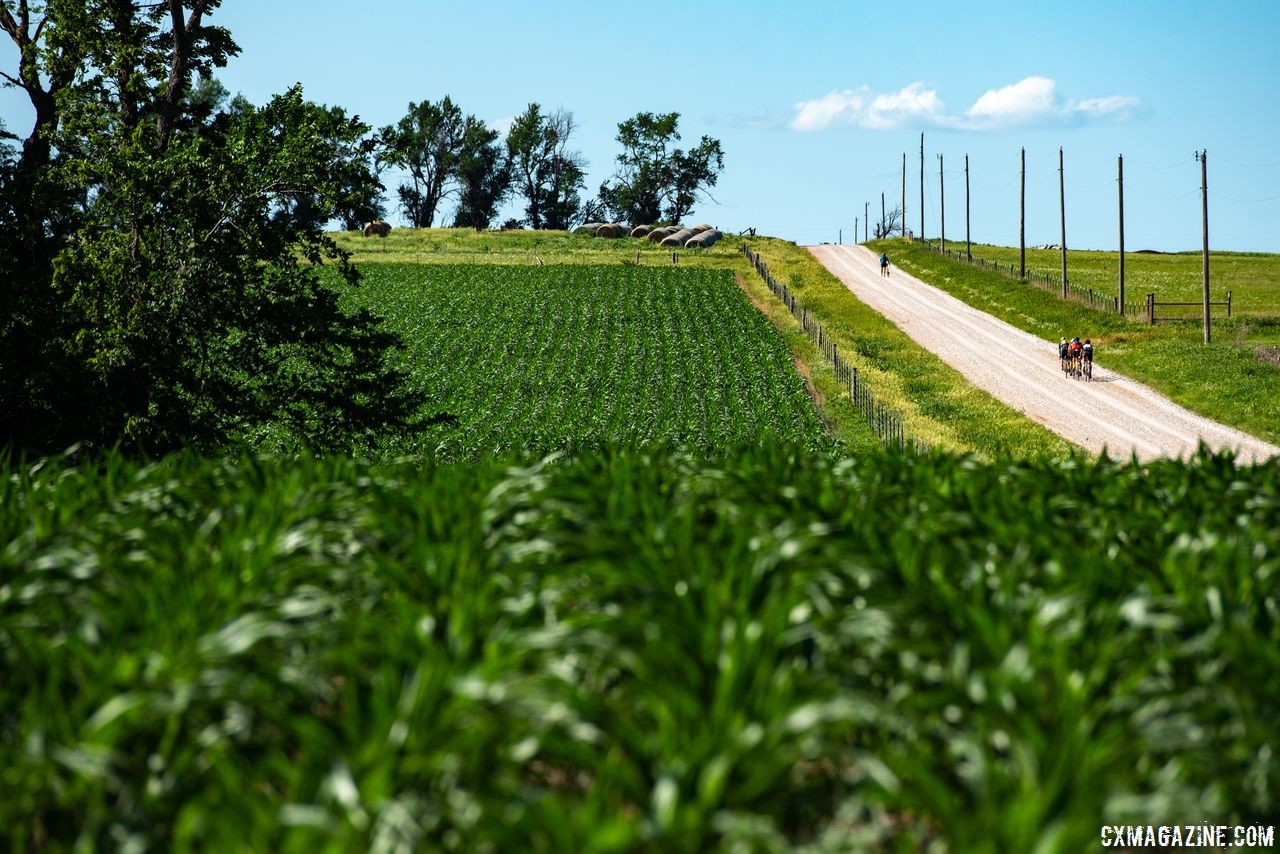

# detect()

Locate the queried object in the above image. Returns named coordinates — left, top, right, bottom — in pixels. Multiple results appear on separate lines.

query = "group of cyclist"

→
left=1058, top=336, right=1094, bottom=379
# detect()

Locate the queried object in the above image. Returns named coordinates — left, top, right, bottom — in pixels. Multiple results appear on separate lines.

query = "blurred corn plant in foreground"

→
left=2, top=445, right=1277, bottom=851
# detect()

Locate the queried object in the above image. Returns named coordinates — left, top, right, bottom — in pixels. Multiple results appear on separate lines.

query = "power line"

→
left=1065, top=176, right=1118, bottom=190
left=1127, top=156, right=1195, bottom=171
left=1208, top=191, right=1280, bottom=203
left=1212, top=155, right=1280, bottom=169
left=1125, top=187, right=1199, bottom=202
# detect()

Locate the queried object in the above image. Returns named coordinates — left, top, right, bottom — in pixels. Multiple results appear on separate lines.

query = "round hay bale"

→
left=660, top=228, right=695, bottom=247
left=647, top=227, right=674, bottom=243
left=688, top=224, right=711, bottom=235
left=575, top=222, right=605, bottom=236
left=685, top=229, right=722, bottom=248
left=596, top=223, right=626, bottom=238
left=630, top=225, right=652, bottom=238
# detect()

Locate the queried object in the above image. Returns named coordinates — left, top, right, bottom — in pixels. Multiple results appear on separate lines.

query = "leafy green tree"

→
left=452, top=118, right=510, bottom=231
left=598, top=111, right=724, bottom=225
left=0, top=0, right=418, bottom=454
left=274, top=102, right=386, bottom=233
left=506, top=103, right=587, bottom=230
left=377, top=96, right=465, bottom=228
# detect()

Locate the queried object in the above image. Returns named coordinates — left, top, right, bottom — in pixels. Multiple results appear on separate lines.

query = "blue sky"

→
left=4, top=0, right=1278, bottom=250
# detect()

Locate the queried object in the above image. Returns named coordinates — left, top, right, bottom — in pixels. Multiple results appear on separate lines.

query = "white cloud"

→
left=1073, top=95, right=1145, bottom=122
left=966, top=76, right=1059, bottom=125
left=791, top=77, right=1145, bottom=132
left=791, top=88, right=867, bottom=132
left=868, top=83, right=947, bottom=129
left=791, top=83, right=947, bottom=132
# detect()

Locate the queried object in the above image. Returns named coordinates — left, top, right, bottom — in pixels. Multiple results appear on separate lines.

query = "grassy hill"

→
left=326, top=227, right=1074, bottom=458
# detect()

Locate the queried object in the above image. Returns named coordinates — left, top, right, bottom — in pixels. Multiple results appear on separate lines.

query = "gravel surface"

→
left=809, top=245, right=1279, bottom=463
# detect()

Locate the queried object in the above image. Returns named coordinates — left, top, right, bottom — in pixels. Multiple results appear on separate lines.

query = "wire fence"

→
left=916, top=239, right=1143, bottom=318
left=743, top=245, right=929, bottom=452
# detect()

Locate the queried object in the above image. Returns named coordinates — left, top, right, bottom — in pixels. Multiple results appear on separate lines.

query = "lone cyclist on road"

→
left=880, top=252, right=890, bottom=277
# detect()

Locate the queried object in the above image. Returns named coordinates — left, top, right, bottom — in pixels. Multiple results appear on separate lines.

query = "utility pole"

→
left=1019, top=147, right=1026, bottom=278
left=939, top=153, right=945, bottom=253
left=865, top=201, right=869, bottom=241
left=1118, top=154, right=1125, bottom=315
left=920, top=132, right=925, bottom=242
left=881, top=192, right=886, bottom=240
left=1058, top=146, right=1067, bottom=298
left=965, top=154, right=971, bottom=260
left=839, top=228, right=842, bottom=245
left=1197, top=149, right=1210, bottom=344
left=901, top=152, right=907, bottom=239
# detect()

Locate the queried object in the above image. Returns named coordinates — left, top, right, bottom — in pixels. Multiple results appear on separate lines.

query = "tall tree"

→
left=452, top=117, right=510, bottom=231
left=597, top=112, right=723, bottom=225
left=0, top=1, right=418, bottom=454
left=377, top=96, right=465, bottom=228
left=506, top=103, right=587, bottom=230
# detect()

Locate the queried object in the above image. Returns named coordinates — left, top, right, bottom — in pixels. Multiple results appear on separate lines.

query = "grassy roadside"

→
left=873, top=238, right=1280, bottom=445
left=327, top=228, right=1075, bottom=458
left=744, top=237, right=1074, bottom=457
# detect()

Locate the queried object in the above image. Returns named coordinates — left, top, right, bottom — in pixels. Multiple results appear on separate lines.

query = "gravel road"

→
left=809, top=244, right=1279, bottom=463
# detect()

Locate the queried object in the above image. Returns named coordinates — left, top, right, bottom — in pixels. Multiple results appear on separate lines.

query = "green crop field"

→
left=322, top=229, right=1077, bottom=458
left=7, top=230, right=1278, bottom=851
left=310, top=263, right=828, bottom=457
left=3, top=445, right=1277, bottom=851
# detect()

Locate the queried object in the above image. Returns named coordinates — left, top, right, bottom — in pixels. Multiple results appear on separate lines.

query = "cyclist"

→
left=880, top=252, right=890, bottom=277
left=1082, top=339, right=1094, bottom=364
left=1058, top=337, right=1069, bottom=370
left=1068, top=337, right=1083, bottom=375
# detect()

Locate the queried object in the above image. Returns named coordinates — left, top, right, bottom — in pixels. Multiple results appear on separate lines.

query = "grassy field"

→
left=872, top=238, right=1280, bottom=445
left=308, top=264, right=828, bottom=458
left=4, top=445, right=1277, bottom=851
left=970, top=242, right=1280, bottom=321
left=328, top=228, right=1075, bottom=458
left=330, top=226, right=749, bottom=269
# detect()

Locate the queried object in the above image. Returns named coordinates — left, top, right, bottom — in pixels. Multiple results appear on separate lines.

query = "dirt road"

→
left=809, top=245, right=1278, bottom=463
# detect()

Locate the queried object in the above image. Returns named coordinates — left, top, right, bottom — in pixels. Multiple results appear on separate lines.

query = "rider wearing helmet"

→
left=1082, top=338, right=1093, bottom=363
left=1058, top=337, right=1069, bottom=361
left=1068, top=337, right=1082, bottom=358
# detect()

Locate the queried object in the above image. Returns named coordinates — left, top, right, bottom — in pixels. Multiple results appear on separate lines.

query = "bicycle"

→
left=1082, top=355, right=1092, bottom=382
left=1066, top=352, right=1084, bottom=380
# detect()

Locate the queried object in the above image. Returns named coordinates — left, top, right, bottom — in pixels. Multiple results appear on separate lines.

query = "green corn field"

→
left=3, top=444, right=1277, bottom=851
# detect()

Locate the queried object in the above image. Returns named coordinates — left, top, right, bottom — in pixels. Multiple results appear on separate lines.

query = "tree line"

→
left=0, top=1, right=724, bottom=456
left=376, top=100, right=724, bottom=232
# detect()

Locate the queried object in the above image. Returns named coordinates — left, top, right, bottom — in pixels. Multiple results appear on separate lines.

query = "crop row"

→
left=3, top=445, right=1277, bottom=849
left=344, top=264, right=827, bottom=457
